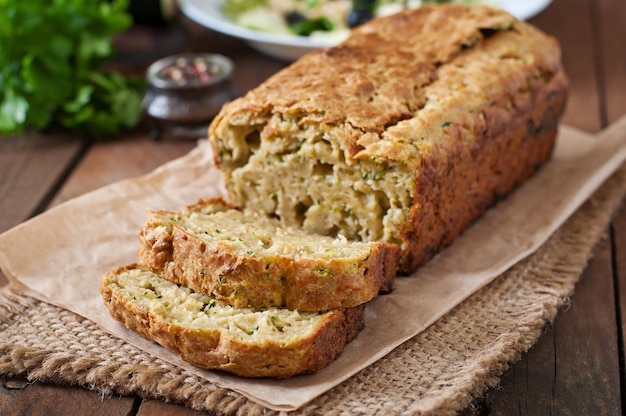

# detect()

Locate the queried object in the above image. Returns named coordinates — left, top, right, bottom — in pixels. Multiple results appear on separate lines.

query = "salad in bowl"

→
left=222, top=0, right=494, bottom=41
left=179, top=0, right=552, bottom=60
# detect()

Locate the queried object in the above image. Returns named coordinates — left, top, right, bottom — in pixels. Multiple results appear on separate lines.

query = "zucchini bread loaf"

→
left=208, top=4, right=569, bottom=273
left=101, top=265, right=365, bottom=378
left=138, top=198, right=399, bottom=311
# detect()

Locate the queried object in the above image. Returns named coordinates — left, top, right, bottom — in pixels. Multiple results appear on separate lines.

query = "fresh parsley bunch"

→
left=0, top=0, right=144, bottom=137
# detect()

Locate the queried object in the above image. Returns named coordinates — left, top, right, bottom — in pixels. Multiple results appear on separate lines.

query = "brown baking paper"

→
left=1, top=116, right=626, bottom=411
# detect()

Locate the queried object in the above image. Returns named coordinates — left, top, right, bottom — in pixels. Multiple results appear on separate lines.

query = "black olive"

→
left=348, top=0, right=377, bottom=27
left=353, top=0, right=376, bottom=7
left=347, top=8, right=373, bottom=28
left=285, top=11, right=306, bottom=25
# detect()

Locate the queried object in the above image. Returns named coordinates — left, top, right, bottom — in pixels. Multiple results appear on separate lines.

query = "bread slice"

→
left=138, top=198, right=399, bottom=312
left=208, top=4, right=568, bottom=274
left=100, top=264, right=366, bottom=378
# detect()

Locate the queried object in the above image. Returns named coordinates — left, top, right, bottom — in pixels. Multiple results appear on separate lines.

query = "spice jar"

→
left=142, top=53, right=238, bottom=139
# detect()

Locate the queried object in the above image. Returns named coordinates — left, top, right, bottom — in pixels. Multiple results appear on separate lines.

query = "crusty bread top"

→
left=207, top=4, right=568, bottom=274
left=210, top=4, right=567, bottom=170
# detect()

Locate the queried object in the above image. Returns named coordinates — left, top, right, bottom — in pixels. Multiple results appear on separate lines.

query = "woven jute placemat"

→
left=1, top=165, right=625, bottom=415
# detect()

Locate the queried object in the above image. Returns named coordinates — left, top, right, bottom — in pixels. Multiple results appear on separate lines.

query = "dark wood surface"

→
left=1, top=0, right=625, bottom=414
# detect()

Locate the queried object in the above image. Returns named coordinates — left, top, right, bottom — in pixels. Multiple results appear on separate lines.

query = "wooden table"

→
left=1, top=0, right=625, bottom=414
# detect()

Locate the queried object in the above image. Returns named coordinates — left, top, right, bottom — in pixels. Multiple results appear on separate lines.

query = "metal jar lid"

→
left=142, top=53, right=238, bottom=139
left=146, top=53, right=235, bottom=90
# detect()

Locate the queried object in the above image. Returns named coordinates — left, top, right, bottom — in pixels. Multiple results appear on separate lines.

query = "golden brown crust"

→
left=209, top=5, right=552, bottom=163
left=100, top=265, right=365, bottom=378
left=208, top=4, right=569, bottom=274
left=138, top=198, right=399, bottom=311
left=401, top=91, right=565, bottom=271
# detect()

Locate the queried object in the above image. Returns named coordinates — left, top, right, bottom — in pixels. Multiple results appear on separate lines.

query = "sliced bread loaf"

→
left=100, top=264, right=366, bottom=378
left=208, top=4, right=568, bottom=274
left=138, top=198, right=399, bottom=311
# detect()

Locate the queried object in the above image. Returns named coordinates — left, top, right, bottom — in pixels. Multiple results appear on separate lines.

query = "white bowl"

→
left=179, top=0, right=552, bottom=62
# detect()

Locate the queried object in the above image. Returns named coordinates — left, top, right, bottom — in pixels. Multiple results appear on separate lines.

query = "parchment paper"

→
left=1, top=116, right=625, bottom=411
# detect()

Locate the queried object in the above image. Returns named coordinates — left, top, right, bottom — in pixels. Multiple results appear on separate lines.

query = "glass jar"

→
left=142, top=53, right=238, bottom=139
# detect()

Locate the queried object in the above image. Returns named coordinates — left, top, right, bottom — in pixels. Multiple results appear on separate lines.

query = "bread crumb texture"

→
left=101, top=265, right=365, bottom=378
left=209, top=4, right=568, bottom=273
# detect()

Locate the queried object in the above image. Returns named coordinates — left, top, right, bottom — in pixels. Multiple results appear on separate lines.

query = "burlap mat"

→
left=1, top=164, right=625, bottom=415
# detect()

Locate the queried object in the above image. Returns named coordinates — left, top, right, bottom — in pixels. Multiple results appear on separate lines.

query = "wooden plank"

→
left=137, top=400, right=207, bottom=416
left=595, top=0, right=626, bottom=124
left=473, top=325, right=559, bottom=414
left=0, top=134, right=84, bottom=234
left=613, top=201, right=626, bottom=411
left=598, top=0, right=626, bottom=407
left=529, top=0, right=602, bottom=132
left=0, top=135, right=84, bottom=286
left=548, top=236, right=621, bottom=415
left=0, top=377, right=138, bottom=416
left=471, top=235, right=622, bottom=415
left=49, top=133, right=197, bottom=207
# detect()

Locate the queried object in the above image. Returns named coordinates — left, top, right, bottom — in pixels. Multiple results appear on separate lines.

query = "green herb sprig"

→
left=0, top=0, right=144, bottom=137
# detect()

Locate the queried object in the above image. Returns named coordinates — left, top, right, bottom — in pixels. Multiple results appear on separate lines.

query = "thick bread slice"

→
left=208, top=4, right=569, bottom=273
left=100, top=265, right=366, bottom=378
left=139, top=198, right=399, bottom=312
